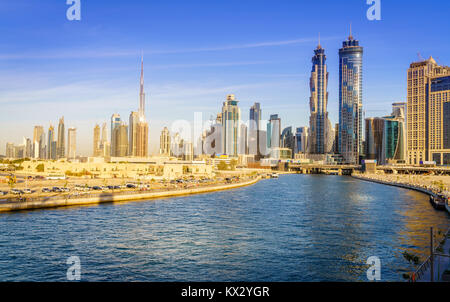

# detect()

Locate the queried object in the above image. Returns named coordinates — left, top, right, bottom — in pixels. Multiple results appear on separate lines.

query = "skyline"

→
left=1, top=0, right=450, bottom=155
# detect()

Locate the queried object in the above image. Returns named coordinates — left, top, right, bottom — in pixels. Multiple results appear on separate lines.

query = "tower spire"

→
left=318, top=32, right=321, bottom=49
left=349, top=22, right=353, bottom=40
left=139, top=53, right=145, bottom=119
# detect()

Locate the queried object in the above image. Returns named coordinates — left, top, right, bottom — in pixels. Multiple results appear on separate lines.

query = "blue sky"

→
left=0, top=0, right=449, bottom=155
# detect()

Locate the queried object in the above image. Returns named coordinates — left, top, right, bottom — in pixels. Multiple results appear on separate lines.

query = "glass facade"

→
left=444, top=102, right=450, bottom=149
left=338, top=35, right=363, bottom=164
left=384, top=120, right=399, bottom=160
left=308, top=44, right=330, bottom=154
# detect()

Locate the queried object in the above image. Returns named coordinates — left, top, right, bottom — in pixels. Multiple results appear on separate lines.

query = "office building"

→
left=221, top=94, right=241, bottom=156
left=67, top=127, right=77, bottom=160
left=160, top=127, right=171, bottom=156
left=93, top=124, right=102, bottom=157
left=339, top=30, right=363, bottom=164
left=308, top=39, right=332, bottom=154
left=407, top=57, right=450, bottom=164
left=57, top=117, right=65, bottom=159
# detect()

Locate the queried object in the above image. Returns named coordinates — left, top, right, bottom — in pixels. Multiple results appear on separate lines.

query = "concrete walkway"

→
left=0, top=177, right=261, bottom=213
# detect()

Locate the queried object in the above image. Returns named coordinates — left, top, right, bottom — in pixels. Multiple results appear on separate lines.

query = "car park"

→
left=11, top=189, right=22, bottom=195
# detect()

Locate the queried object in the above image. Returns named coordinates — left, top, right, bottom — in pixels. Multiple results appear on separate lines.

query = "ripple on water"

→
left=0, top=174, right=448, bottom=281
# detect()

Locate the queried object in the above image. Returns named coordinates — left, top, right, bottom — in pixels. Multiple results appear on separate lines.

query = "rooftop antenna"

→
left=349, top=22, right=353, bottom=40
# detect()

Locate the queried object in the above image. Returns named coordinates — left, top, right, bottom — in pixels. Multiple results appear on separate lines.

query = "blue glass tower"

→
left=338, top=31, right=363, bottom=164
left=308, top=39, right=331, bottom=154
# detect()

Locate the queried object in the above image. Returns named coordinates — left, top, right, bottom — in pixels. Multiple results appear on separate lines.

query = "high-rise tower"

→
left=339, top=28, right=363, bottom=164
left=67, top=127, right=77, bottom=160
left=57, top=117, right=65, bottom=159
left=407, top=57, right=450, bottom=164
left=221, top=94, right=241, bottom=156
left=308, top=38, right=332, bottom=154
left=129, top=55, right=149, bottom=157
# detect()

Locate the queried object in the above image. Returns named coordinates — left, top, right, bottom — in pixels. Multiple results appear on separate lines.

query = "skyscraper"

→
left=295, top=127, right=309, bottom=154
left=67, top=127, right=77, bottom=160
left=308, top=39, right=332, bottom=155
left=47, top=125, right=56, bottom=160
left=33, top=126, right=44, bottom=159
left=267, top=114, right=281, bottom=153
left=93, top=124, right=101, bottom=156
left=221, top=94, right=241, bottom=156
left=429, top=73, right=450, bottom=165
left=339, top=29, right=363, bottom=164
left=160, top=127, right=171, bottom=156
left=112, top=122, right=128, bottom=157
left=128, top=56, right=149, bottom=157
left=110, top=114, right=121, bottom=156
left=57, top=117, right=65, bottom=159
left=6, top=143, right=14, bottom=158
left=281, top=126, right=295, bottom=157
left=365, top=117, right=384, bottom=163
left=129, top=111, right=139, bottom=156
left=382, top=103, right=407, bottom=164
left=249, top=102, right=262, bottom=157
left=100, top=122, right=109, bottom=157
left=407, top=57, right=450, bottom=165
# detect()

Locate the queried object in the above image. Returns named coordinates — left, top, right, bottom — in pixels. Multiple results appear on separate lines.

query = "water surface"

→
left=0, top=175, right=448, bottom=281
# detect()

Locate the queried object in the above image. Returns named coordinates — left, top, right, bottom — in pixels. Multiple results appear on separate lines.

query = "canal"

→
left=0, top=174, right=448, bottom=281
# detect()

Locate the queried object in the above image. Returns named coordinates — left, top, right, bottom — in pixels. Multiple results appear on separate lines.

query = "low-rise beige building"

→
left=19, top=159, right=214, bottom=180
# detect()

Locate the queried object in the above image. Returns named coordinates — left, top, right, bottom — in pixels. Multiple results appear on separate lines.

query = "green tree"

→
left=217, top=161, right=228, bottom=170
left=36, top=164, right=45, bottom=173
left=230, top=159, right=238, bottom=171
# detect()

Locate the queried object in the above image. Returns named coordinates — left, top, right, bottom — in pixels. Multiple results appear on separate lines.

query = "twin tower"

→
left=308, top=31, right=363, bottom=164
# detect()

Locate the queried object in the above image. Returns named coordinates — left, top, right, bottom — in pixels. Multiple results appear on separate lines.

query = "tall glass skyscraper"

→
left=308, top=41, right=332, bottom=154
left=338, top=31, right=363, bottom=164
left=221, top=94, right=241, bottom=156
left=249, top=102, right=262, bottom=157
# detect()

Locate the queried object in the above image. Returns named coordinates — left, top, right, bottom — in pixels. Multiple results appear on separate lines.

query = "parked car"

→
left=92, top=186, right=102, bottom=190
left=52, top=187, right=62, bottom=193
left=42, top=188, right=51, bottom=193
left=126, top=183, right=137, bottom=188
left=22, top=189, right=32, bottom=194
left=11, top=189, right=22, bottom=195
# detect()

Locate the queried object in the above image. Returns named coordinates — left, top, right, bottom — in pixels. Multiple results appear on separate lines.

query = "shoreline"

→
left=351, top=174, right=449, bottom=211
left=0, top=176, right=262, bottom=213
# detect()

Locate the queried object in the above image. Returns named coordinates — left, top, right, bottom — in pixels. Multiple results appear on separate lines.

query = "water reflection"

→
left=0, top=174, right=448, bottom=281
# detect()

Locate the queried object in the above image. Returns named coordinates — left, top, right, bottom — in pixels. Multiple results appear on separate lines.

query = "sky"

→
left=0, top=0, right=449, bottom=156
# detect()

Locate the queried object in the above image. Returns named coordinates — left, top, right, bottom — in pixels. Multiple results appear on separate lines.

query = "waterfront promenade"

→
left=352, top=172, right=450, bottom=281
left=0, top=176, right=261, bottom=213
left=352, top=173, right=450, bottom=209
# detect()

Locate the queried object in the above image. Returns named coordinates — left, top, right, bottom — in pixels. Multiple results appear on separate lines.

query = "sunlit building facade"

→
left=339, top=32, right=363, bottom=164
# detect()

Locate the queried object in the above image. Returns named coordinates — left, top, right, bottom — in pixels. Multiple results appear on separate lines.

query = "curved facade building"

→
left=339, top=33, right=363, bottom=164
left=308, top=42, right=332, bottom=154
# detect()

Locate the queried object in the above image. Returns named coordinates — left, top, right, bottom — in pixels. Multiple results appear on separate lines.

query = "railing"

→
left=411, top=227, right=450, bottom=282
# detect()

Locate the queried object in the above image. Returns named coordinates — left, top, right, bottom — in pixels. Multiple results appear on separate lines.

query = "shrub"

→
left=36, top=164, right=45, bottom=172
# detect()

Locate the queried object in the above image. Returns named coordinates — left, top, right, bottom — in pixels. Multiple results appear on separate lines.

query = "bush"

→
left=36, top=164, right=45, bottom=172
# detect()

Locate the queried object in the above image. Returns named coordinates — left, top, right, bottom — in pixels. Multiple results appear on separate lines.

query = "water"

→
left=0, top=174, right=448, bottom=281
